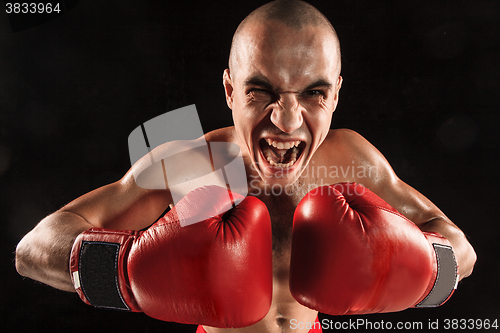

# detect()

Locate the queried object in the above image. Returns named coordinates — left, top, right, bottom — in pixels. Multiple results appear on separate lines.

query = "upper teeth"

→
left=266, top=139, right=301, bottom=149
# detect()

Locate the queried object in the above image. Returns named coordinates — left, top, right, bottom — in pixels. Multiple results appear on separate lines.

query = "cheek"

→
left=232, top=105, right=266, bottom=142
left=307, top=116, right=330, bottom=138
left=301, top=98, right=333, bottom=121
left=234, top=93, right=268, bottom=123
left=302, top=104, right=334, bottom=140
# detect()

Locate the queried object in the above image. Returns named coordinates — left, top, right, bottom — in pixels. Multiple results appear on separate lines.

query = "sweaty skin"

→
left=15, top=7, right=476, bottom=333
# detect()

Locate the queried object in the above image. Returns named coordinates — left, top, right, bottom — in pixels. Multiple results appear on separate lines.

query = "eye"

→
left=247, top=88, right=275, bottom=102
left=303, top=90, right=325, bottom=97
left=248, top=88, right=270, bottom=95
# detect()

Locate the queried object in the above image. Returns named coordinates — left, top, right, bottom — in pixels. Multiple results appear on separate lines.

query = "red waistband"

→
left=196, top=316, right=322, bottom=333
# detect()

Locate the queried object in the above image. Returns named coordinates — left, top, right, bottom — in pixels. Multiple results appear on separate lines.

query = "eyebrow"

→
left=303, top=79, right=333, bottom=91
left=244, top=76, right=275, bottom=91
left=244, top=75, right=333, bottom=92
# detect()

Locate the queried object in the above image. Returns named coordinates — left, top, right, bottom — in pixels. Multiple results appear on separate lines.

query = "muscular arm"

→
left=339, top=129, right=477, bottom=279
left=15, top=211, right=92, bottom=292
left=372, top=172, right=476, bottom=280
left=15, top=170, right=171, bottom=292
left=14, top=136, right=228, bottom=292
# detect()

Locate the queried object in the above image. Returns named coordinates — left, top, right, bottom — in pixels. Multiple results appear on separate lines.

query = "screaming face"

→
left=224, top=20, right=342, bottom=185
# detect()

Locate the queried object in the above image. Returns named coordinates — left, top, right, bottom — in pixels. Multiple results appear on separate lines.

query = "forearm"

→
left=15, top=211, right=92, bottom=292
left=372, top=176, right=477, bottom=280
left=419, top=217, right=476, bottom=280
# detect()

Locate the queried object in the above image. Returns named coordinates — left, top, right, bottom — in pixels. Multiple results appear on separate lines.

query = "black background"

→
left=1, top=0, right=499, bottom=332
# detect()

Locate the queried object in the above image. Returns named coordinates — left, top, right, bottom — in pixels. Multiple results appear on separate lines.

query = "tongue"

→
left=273, top=147, right=289, bottom=162
left=262, top=144, right=297, bottom=164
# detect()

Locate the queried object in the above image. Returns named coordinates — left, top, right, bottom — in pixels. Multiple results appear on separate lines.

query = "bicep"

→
left=61, top=173, right=172, bottom=230
left=60, top=136, right=229, bottom=230
left=348, top=131, right=447, bottom=226
left=346, top=131, right=476, bottom=278
left=369, top=161, right=476, bottom=279
left=372, top=174, right=448, bottom=228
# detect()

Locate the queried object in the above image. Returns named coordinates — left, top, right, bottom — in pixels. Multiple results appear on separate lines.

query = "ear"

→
left=223, top=69, right=234, bottom=110
left=332, top=75, right=343, bottom=111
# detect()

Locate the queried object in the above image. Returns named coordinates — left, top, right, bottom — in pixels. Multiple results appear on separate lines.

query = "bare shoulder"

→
left=321, top=128, right=376, bottom=160
left=324, top=128, right=375, bottom=153
left=321, top=128, right=397, bottom=186
left=204, top=126, right=237, bottom=143
left=125, top=126, right=241, bottom=201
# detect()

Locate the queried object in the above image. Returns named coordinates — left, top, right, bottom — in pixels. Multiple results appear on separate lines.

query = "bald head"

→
left=228, top=0, right=341, bottom=78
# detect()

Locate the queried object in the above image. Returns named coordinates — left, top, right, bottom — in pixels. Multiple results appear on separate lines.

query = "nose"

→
left=270, top=93, right=303, bottom=134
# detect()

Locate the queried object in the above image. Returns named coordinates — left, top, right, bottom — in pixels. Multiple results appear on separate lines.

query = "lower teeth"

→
left=267, top=156, right=297, bottom=168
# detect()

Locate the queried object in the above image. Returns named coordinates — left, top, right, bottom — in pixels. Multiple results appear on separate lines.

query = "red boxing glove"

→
left=290, top=182, right=458, bottom=315
left=70, top=186, right=272, bottom=328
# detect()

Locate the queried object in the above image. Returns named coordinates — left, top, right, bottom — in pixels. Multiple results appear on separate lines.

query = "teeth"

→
left=266, top=139, right=302, bottom=149
left=262, top=138, right=303, bottom=169
left=268, top=158, right=297, bottom=168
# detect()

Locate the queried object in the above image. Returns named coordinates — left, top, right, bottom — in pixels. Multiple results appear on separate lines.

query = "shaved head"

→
left=228, top=0, right=341, bottom=78
left=222, top=0, right=344, bottom=185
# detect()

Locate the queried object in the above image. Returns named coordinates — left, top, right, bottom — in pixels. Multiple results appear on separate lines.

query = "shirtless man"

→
left=15, top=1, right=476, bottom=333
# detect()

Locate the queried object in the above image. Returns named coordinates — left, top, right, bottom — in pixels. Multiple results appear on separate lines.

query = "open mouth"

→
left=258, top=138, right=306, bottom=168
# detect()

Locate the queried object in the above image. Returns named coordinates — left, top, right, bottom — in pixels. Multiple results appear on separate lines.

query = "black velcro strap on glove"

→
left=77, top=241, right=129, bottom=310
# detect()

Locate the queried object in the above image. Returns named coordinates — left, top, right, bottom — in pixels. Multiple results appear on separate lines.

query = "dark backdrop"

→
left=1, top=1, right=498, bottom=332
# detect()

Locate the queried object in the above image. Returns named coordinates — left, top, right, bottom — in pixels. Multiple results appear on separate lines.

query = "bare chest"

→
left=251, top=177, right=322, bottom=255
